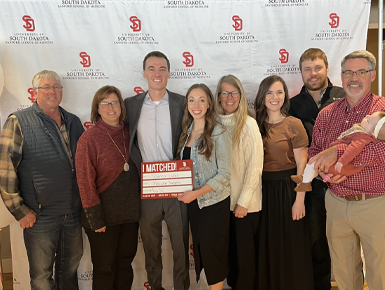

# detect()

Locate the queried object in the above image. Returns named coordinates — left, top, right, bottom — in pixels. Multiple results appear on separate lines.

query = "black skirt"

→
left=258, top=168, right=314, bottom=290
left=188, top=196, right=230, bottom=286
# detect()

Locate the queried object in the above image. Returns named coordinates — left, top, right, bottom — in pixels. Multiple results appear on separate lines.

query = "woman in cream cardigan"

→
left=214, top=74, right=264, bottom=289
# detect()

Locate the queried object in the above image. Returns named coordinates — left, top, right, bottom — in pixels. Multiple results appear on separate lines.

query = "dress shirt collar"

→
left=344, top=92, right=372, bottom=112
left=145, top=91, right=169, bottom=103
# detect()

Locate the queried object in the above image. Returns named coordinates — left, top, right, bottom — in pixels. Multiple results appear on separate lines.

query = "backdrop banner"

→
left=0, top=0, right=370, bottom=289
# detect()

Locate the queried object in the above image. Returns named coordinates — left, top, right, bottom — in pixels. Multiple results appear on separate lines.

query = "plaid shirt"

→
left=0, top=113, right=71, bottom=220
left=308, top=92, right=385, bottom=197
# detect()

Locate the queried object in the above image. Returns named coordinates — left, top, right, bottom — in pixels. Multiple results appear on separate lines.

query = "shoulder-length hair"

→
left=90, top=85, right=126, bottom=123
left=254, top=75, right=290, bottom=139
left=214, top=74, right=248, bottom=147
left=177, top=83, right=218, bottom=161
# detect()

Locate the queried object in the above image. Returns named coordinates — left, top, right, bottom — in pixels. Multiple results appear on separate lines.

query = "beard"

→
left=304, top=76, right=327, bottom=91
left=345, top=81, right=364, bottom=99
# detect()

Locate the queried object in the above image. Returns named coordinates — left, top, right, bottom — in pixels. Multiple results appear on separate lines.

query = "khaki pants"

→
left=325, top=189, right=385, bottom=290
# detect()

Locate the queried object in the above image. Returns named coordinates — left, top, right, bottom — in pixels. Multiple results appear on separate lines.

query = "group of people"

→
left=0, top=48, right=384, bottom=290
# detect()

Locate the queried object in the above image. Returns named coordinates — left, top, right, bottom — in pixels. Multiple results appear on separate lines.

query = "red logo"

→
left=279, top=49, right=289, bottom=64
left=79, top=52, right=91, bottom=67
left=232, top=15, right=243, bottom=31
left=190, top=244, right=194, bottom=258
left=182, top=52, right=194, bottom=67
left=27, top=88, right=36, bottom=103
left=22, top=15, right=35, bottom=31
left=134, top=87, right=145, bottom=94
left=129, top=16, right=141, bottom=32
left=83, top=122, right=94, bottom=129
left=144, top=282, right=151, bottom=289
left=329, top=13, right=339, bottom=28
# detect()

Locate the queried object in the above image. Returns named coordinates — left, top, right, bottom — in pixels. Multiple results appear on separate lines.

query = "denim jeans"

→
left=23, top=212, right=83, bottom=290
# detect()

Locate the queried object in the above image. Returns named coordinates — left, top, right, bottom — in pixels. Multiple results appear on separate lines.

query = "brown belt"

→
left=342, top=194, right=381, bottom=201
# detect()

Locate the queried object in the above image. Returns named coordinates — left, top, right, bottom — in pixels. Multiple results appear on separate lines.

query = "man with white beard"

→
left=308, top=50, right=385, bottom=290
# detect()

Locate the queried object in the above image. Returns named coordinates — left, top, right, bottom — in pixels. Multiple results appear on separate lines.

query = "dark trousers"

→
left=85, top=222, right=139, bottom=290
left=305, top=179, right=331, bottom=290
left=139, top=198, right=189, bottom=290
left=227, top=211, right=261, bottom=290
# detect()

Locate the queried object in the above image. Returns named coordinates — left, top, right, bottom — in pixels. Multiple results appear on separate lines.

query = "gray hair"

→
left=341, top=50, right=376, bottom=71
left=32, top=70, right=61, bottom=89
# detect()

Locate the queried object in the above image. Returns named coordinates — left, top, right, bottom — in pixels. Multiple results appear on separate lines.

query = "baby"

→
left=291, top=111, right=385, bottom=192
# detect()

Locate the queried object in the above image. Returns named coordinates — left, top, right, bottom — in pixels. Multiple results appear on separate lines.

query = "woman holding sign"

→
left=76, top=85, right=140, bottom=290
left=177, top=83, right=232, bottom=290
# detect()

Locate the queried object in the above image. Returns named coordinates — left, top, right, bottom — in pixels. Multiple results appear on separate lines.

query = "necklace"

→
left=268, top=115, right=285, bottom=133
left=106, top=129, right=129, bottom=172
left=268, top=123, right=276, bottom=133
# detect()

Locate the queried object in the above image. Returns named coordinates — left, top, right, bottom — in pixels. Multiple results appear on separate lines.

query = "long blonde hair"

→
left=214, top=74, right=247, bottom=147
left=176, top=84, right=218, bottom=161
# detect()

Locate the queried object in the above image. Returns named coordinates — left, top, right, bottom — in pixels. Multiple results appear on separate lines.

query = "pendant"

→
left=124, top=162, right=129, bottom=171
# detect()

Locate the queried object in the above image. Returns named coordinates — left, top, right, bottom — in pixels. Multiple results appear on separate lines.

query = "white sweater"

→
left=218, top=114, right=263, bottom=212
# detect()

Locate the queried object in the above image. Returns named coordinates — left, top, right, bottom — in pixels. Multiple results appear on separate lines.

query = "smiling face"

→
left=34, top=77, right=62, bottom=112
left=301, top=58, right=329, bottom=91
left=219, top=82, right=240, bottom=115
left=342, top=58, right=376, bottom=102
left=98, top=93, right=121, bottom=127
left=187, top=88, right=210, bottom=121
left=264, top=81, right=285, bottom=114
left=143, top=56, right=170, bottom=93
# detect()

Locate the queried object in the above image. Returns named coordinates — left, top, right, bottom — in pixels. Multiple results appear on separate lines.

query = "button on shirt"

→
left=137, top=92, right=173, bottom=162
left=308, top=93, right=385, bottom=197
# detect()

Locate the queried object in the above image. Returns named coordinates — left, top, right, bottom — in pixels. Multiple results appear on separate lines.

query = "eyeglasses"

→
left=341, top=69, right=374, bottom=78
left=220, top=91, right=240, bottom=98
left=99, top=101, right=120, bottom=108
left=36, top=85, right=63, bottom=92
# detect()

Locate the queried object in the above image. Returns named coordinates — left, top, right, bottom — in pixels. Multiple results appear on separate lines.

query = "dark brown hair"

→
left=254, top=75, right=290, bottom=139
left=143, top=51, right=170, bottom=71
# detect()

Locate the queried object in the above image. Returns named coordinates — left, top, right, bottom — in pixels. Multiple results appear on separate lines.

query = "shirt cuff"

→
left=83, top=204, right=106, bottom=231
left=236, top=186, right=254, bottom=209
left=13, top=204, right=32, bottom=221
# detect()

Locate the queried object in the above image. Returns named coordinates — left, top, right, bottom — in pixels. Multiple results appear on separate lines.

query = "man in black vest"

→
left=0, top=70, right=84, bottom=290
left=289, top=48, right=345, bottom=290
